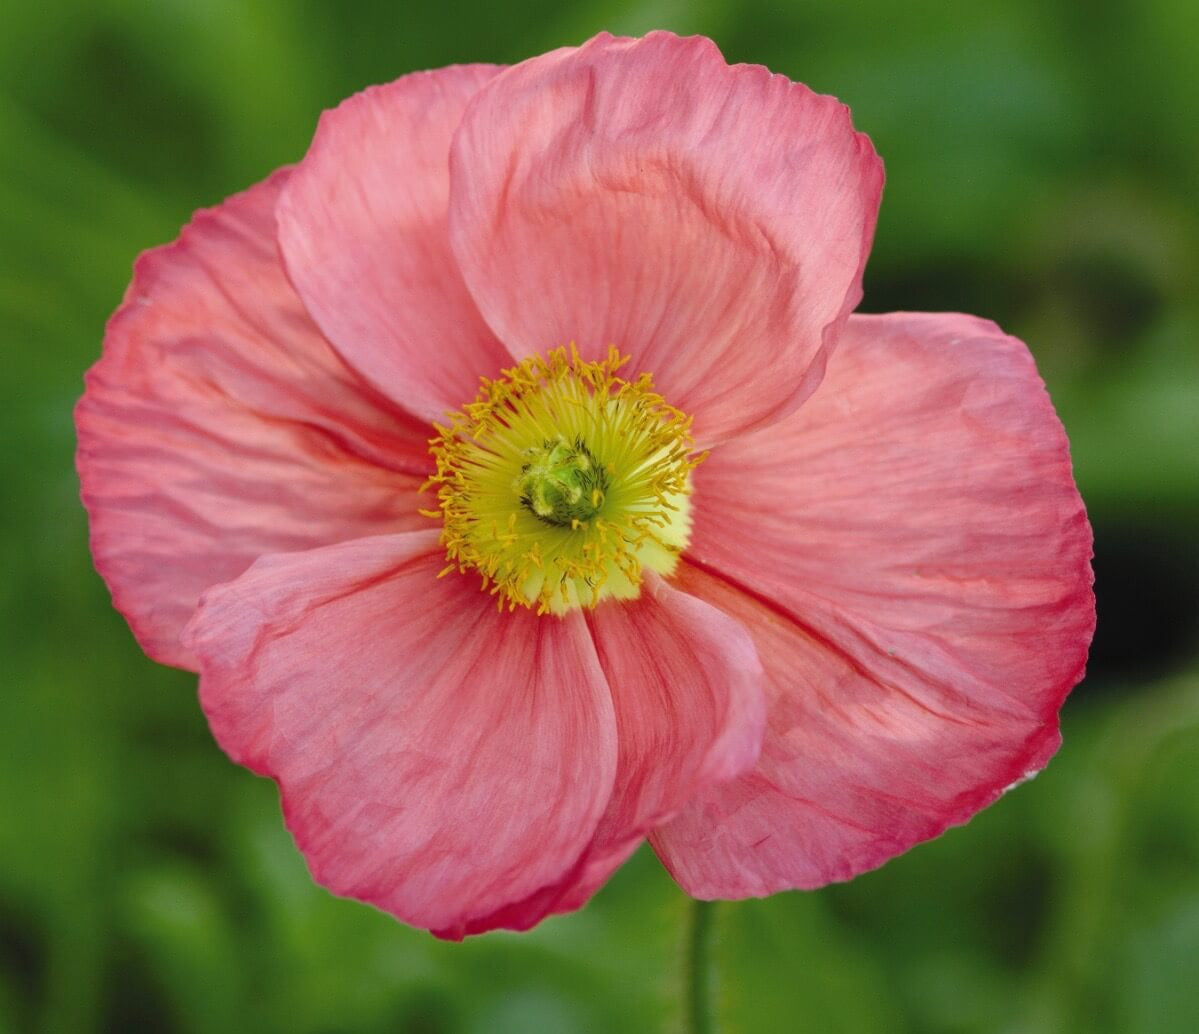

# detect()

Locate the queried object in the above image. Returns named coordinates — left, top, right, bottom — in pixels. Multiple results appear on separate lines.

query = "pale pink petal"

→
left=184, top=531, right=619, bottom=938
left=277, top=65, right=511, bottom=422
left=449, top=31, right=883, bottom=444
left=451, top=572, right=767, bottom=934
left=76, top=170, right=431, bottom=671
left=653, top=312, right=1094, bottom=896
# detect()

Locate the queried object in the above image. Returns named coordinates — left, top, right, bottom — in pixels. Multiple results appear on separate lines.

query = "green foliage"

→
left=1, top=1, right=1196, bottom=1031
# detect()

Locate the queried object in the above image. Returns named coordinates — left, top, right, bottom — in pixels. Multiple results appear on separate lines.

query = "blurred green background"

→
left=2, top=1, right=1197, bottom=1031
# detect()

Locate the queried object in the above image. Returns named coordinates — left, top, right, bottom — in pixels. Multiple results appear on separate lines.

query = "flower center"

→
left=424, top=346, right=703, bottom=614
left=517, top=435, right=607, bottom=527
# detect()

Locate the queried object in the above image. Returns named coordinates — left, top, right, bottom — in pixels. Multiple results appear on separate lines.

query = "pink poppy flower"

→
left=76, top=32, right=1094, bottom=939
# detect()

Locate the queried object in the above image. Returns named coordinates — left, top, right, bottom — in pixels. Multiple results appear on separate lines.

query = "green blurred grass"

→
left=2, top=2, right=1197, bottom=1032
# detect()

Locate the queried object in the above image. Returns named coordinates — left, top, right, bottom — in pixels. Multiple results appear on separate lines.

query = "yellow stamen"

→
left=423, top=345, right=701, bottom=614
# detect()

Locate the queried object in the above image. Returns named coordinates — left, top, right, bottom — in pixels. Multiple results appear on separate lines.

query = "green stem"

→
left=685, top=898, right=717, bottom=1034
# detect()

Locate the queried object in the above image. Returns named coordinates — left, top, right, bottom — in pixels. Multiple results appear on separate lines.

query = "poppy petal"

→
left=277, top=65, right=511, bottom=422
left=76, top=169, right=429, bottom=670
left=654, top=312, right=1094, bottom=895
left=449, top=31, right=883, bottom=445
left=184, top=532, right=620, bottom=937
left=450, top=572, right=766, bottom=933
left=562, top=575, right=767, bottom=906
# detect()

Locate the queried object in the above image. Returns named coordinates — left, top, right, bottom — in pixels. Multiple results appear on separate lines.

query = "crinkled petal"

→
left=449, top=31, right=883, bottom=445
left=76, top=169, right=430, bottom=671
left=277, top=65, right=511, bottom=422
left=184, top=531, right=619, bottom=938
left=564, top=574, right=766, bottom=902
left=653, top=312, right=1094, bottom=896
left=452, top=572, right=766, bottom=933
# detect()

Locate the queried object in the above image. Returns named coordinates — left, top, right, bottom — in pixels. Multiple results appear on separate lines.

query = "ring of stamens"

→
left=423, top=346, right=704, bottom=614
